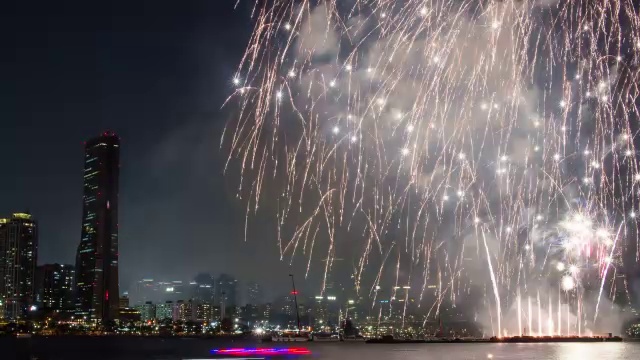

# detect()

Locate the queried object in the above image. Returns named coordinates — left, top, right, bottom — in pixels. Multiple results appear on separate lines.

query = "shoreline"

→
left=366, top=335, right=625, bottom=344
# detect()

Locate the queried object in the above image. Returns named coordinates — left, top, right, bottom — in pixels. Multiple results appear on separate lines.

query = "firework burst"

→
left=225, top=0, right=640, bottom=335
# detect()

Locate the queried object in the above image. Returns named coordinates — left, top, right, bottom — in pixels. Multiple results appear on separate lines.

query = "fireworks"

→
left=226, top=0, right=640, bottom=335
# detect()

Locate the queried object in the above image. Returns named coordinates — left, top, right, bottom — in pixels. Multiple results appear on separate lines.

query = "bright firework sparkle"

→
left=225, top=0, right=640, bottom=336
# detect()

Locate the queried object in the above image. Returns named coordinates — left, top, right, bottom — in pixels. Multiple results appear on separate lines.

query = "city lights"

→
left=6, top=0, right=640, bottom=347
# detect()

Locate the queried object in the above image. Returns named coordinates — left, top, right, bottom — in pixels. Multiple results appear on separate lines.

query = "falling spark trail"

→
left=483, top=231, right=501, bottom=336
left=227, top=0, right=640, bottom=336
left=517, top=289, right=522, bottom=335
left=537, top=291, right=542, bottom=337
left=567, top=297, right=570, bottom=336
left=528, top=296, right=532, bottom=336
left=548, top=295, right=553, bottom=336
left=594, top=223, right=625, bottom=322
left=557, top=288, right=561, bottom=336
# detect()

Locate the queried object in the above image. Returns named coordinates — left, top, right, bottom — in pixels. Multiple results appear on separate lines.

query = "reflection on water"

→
left=3, top=337, right=640, bottom=360
left=317, top=343, right=640, bottom=360
left=554, top=343, right=630, bottom=360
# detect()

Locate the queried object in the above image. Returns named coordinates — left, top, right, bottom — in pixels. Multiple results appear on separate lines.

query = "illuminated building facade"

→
left=36, top=263, right=75, bottom=313
left=118, top=307, right=140, bottom=323
left=129, top=279, right=186, bottom=304
left=245, top=281, right=263, bottom=305
left=195, top=302, right=212, bottom=321
left=312, top=295, right=340, bottom=328
left=74, top=132, right=120, bottom=322
left=155, top=301, right=173, bottom=320
left=277, top=295, right=294, bottom=316
left=135, top=301, right=156, bottom=322
left=261, top=303, right=272, bottom=321
left=175, top=300, right=194, bottom=321
left=189, top=273, right=215, bottom=303
left=0, top=213, right=38, bottom=319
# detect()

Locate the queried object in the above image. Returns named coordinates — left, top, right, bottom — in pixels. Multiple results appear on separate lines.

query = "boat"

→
left=269, top=330, right=312, bottom=342
left=271, top=335, right=311, bottom=342
left=311, top=332, right=340, bottom=342
left=15, top=333, right=33, bottom=339
left=268, top=275, right=311, bottom=343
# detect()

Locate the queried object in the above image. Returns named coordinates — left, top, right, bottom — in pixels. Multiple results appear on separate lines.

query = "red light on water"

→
left=211, top=347, right=311, bottom=356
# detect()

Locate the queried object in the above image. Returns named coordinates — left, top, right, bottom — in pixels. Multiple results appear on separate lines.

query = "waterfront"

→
left=4, top=337, right=640, bottom=360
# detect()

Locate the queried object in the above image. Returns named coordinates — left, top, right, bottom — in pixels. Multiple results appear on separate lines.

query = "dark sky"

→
left=1, top=0, right=310, bottom=300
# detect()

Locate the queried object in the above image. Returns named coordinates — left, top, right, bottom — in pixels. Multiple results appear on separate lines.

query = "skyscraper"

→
left=75, top=132, right=120, bottom=322
left=245, top=281, right=263, bottom=305
left=0, top=212, right=38, bottom=320
left=131, top=278, right=161, bottom=304
left=189, top=273, right=215, bottom=304
left=35, top=263, right=75, bottom=313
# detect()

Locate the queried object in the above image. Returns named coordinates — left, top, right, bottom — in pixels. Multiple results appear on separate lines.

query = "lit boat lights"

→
left=210, top=347, right=311, bottom=357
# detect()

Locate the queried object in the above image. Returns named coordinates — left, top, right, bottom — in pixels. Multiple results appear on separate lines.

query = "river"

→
left=4, top=336, right=640, bottom=360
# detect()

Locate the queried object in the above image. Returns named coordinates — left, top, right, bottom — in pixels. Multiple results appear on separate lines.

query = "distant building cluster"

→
left=117, top=272, right=359, bottom=332
left=123, top=274, right=239, bottom=323
left=112, top=276, right=487, bottom=338
left=0, top=133, right=120, bottom=325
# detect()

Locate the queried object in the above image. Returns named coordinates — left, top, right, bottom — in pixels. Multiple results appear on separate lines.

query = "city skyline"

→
left=0, top=124, right=337, bottom=321
left=0, top=0, right=316, bottom=299
left=2, top=0, right=640, bottom=334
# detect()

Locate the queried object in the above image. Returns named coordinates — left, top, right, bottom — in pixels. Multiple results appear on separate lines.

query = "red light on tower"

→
left=291, top=291, right=298, bottom=295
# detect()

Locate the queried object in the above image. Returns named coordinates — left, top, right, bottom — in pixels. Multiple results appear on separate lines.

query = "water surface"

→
left=5, top=337, right=640, bottom=360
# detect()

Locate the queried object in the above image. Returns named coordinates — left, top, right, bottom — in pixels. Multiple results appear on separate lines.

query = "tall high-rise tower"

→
left=0, top=212, right=38, bottom=320
left=75, top=132, right=120, bottom=322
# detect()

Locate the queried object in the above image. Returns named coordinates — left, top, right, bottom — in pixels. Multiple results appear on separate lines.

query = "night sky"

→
left=2, top=0, right=310, bottom=300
